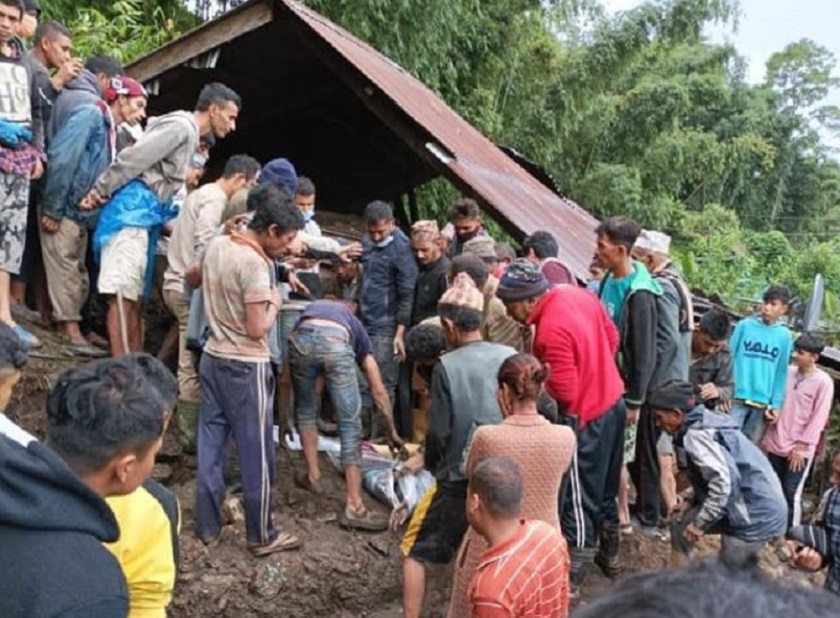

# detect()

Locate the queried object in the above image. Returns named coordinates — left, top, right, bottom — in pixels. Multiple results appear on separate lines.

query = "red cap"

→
left=104, top=76, right=148, bottom=102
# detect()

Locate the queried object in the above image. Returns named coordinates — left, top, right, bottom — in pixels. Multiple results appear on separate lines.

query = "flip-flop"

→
left=66, top=343, right=109, bottom=358
left=249, top=532, right=302, bottom=557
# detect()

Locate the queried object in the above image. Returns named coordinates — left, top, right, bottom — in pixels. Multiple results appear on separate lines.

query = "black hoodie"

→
left=0, top=435, right=129, bottom=618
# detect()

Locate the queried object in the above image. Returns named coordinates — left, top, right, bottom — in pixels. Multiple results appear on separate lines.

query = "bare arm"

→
left=243, top=290, right=281, bottom=340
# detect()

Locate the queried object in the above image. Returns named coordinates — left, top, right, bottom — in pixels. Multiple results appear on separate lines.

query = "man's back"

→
left=0, top=437, right=128, bottom=618
left=469, top=520, right=569, bottom=618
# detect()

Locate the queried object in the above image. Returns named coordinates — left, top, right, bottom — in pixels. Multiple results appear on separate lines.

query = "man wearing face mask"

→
left=448, top=197, right=487, bottom=257
left=359, top=201, right=418, bottom=438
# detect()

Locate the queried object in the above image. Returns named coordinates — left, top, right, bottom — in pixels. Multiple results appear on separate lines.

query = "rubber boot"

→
left=569, top=547, right=597, bottom=597
left=595, top=522, right=622, bottom=578
left=177, top=400, right=200, bottom=455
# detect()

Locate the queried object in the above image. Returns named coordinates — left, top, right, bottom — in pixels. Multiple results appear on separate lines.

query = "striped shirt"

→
left=468, top=520, right=570, bottom=618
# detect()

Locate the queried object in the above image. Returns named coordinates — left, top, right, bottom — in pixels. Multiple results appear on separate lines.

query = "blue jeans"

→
left=289, top=324, right=362, bottom=467
left=730, top=402, right=767, bottom=444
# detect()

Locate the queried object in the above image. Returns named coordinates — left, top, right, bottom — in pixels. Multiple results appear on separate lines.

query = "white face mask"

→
left=373, top=235, right=394, bottom=249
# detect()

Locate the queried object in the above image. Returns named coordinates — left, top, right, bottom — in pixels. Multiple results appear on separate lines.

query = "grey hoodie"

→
left=94, top=111, right=199, bottom=203
left=47, top=68, right=100, bottom=143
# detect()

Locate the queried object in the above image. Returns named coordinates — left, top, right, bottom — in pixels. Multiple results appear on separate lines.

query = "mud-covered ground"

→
left=9, top=321, right=826, bottom=617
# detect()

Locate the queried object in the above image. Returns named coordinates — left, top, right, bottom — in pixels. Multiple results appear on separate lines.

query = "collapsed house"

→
left=126, top=0, right=598, bottom=279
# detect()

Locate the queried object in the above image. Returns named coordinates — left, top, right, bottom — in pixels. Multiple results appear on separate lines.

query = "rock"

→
left=249, top=563, right=285, bottom=599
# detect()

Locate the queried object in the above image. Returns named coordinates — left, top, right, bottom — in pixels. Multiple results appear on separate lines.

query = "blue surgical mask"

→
left=374, top=235, right=394, bottom=249
left=302, top=209, right=315, bottom=223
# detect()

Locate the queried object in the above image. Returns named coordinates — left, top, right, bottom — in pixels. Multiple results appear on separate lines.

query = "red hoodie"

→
left=528, top=286, right=624, bottom=427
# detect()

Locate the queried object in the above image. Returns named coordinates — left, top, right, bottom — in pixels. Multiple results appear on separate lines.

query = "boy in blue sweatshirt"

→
left=729, top=285, right=793, bottom=444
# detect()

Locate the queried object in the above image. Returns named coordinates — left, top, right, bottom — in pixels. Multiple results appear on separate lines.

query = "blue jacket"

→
left=41, top=103, right=112, bottom=229
left=359, top=228, right=418, bottom=336
left=730, top=316, right=793, bottom=409
left=676, top=405, right=788, bottom=543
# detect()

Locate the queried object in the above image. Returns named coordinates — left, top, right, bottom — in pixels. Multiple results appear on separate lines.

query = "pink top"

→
left=764, top=366, right=834, bottom=459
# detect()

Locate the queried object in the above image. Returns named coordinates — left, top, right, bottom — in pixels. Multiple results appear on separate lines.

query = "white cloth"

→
left=98, top=227, right=149, bottom=301
left=0, top=414, right=36, bottom=446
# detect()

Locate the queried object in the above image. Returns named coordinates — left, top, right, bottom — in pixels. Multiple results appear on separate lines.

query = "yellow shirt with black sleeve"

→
left=105, top=479, right=180, bottom=618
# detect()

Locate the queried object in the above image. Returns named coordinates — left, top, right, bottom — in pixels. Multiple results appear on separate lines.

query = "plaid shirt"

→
left=0, top=41, right=42, bottom=176
left=815, top=487, right=840, bottom=595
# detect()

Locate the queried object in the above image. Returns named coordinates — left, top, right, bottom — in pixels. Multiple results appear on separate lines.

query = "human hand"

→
left=793, top=547, right=824, bottom=571
left=30, top=158, right=43, bottom=180
left=393, top=334, right=406, bottom=363
left=765, top=408, right=780, bottom=424
left=401, top=453, right=425, bottom=475
left=40, top=214, right=60, bottom=234
left=719, top=399, right=732, bottom=413
left=80, top=188, right=105, bottom=210
left=339, top=242, right=362, bottom=263
left=788, top=447, right=807, bottom=472
left=54, top=58, right=83, bottom=89
left=670, top=497, right=691, bottom=517
left=626, top=406, right=640, bottom=427
left=699, top=383, right=719, bottom=400
left=683, top=523, right=704, bottom=544
left=288, top=273, right=311, bottom=298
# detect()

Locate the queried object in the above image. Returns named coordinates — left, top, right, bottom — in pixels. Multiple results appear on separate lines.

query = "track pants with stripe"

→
left=559, top=398, right=626, bottom=549
left=768, top=452, right=812, bottom=528
left=196, top=355, right=277, bottom=546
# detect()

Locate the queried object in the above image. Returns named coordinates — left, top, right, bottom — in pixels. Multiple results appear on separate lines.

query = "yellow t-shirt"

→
left=105, top=480, right=180, bottom=618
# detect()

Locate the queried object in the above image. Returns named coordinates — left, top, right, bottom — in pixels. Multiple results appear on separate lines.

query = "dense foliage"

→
left=39, top=0, right=840, bottom=331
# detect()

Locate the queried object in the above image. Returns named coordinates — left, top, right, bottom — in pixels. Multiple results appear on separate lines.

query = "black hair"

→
left=795, top=332, right=826, bottom=356
left=296, top=176, right=315, bottom=197
left=763, top=285, right=791, bottom=305
left=470, top=458, right=523, bottom=518
left=0, top=0, right=22, bottom=18
left=45, top=359, right=167, bottom=476
left=698, top=309, right=730, bottom=341
left=595, top=216, right=641, bottom=251
left=405, top=323, right=446, bottom=363
left=199, top=133, right=216, bottom=149
left=364, top=200, right=393, bottom=224
left=571, top=561, right=839, bottom=618
left=34, top=20, right=69, bottom=45
left=450, top=253, right=489, bottom=289
left=495, top=242, right=516, bottom=263
left=195, top=82, right=241, bottom=112
left=0, top=321, right=26, bottom=370
left=121, top=353, right=178, bottom=410
left=522, top=231, right=558, bottom=260
left=221, top=154, right=261, bottom=181
left=248, top=184, right=304, bottom=234
left=85, top=55, right=122, bottom=77
left=438, top=303, right=482, bottom=332
left=449, top=198, right=480, bottom=221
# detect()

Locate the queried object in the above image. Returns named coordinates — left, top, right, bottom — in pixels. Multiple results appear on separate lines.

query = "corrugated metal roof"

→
left=283, top=0, right=598, bottom=277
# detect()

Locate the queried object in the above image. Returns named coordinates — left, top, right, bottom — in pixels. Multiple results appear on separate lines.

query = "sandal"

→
left=249, top=532, right=302, bottom=557
left=294, top=470, right=325, bottom=496
left=66, top=342, right=108, bottom=358
left=339, top=506, right=389, bottom=532
left=620, top=523, right=634, bottom=536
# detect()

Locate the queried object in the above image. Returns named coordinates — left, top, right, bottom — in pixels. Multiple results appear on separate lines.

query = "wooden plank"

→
left=127, top=1, right=274, bottom=83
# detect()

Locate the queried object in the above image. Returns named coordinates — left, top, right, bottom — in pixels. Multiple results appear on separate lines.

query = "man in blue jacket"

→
left=359, top=201, right=418, bottom=438
left=729, top=285, right=793, bottom=443
left=650, top=379, right=788, bottom=567
left=40, top=75, right=147, bottom=358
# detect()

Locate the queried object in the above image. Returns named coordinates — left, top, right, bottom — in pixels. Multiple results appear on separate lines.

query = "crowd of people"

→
left=0, top=0, right=838, bottom=616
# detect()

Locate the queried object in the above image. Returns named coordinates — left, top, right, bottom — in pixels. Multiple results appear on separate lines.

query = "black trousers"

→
left=628, top=403, right=661, bottom=526
left=559, top=399, right=626, bottom=550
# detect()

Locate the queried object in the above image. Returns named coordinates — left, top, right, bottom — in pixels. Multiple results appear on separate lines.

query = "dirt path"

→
left=8, top=331, right=826, bottom=617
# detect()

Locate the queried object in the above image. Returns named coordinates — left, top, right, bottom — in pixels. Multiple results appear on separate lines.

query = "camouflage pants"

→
left=0, top=173, right=30, bottom=276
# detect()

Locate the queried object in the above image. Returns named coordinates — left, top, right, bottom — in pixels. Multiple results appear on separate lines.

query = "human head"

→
left=570, top=561, right=840, bottom=618
left=450, top=253, right=488, bottom=289
left=405, top=322, right=446, bottom=384
left=218, top=154, right=261, bottom=196
left=522, top=231, right=558, bottom=264
left=104, top=76, right=148, bottom=126
left=793, top=333, right=825, bottom=371
left=466, top=458, right=524, bottom=539
left=495, top=242, right=516, bottom=266
left=198, top=132, right=216, bottom=158
left=438, top=272, right=484, bottom=349
left=649, top=379, right=696, bottom=436
left=496, top=259, right=551, bottom=324
left=588, top=260, right=605, bottom=283
left=0, top=321, right=26, bottom=412
left=449, top=198, right=482, bottom=243
left=85, top=55, right=122, bottom=95
left=295, top=176, right=316, bottom=223
left=364, top=200, right=395, bottom=246
left=830, top=450, right=840, bottom=487
left=497, top=354, right=547, bottom=417
left=411, top=220, right=442, bottom=266
left=334, top=259, right=359, bottom=284
left=17, top=0, right=36, bottom=39
left=259, top=158, right=298, bottom=197
left=121, top=353, right=178, bottom=413
left=45, top=358, right=168, bottom=497
left=186, top=151, right=207, bottom=190
left=247, top=183, right=304, bottom=259
left=463, top=236, right=498, bottom=270
left=761, top=285, right=790, bottom=325
left=595, top=216, right=641, bottom=272
left=0, top=0, right=22, bottom=43
left=195, top=82, right=241, bottom=139
left=631, top=229, right=671, bottom=273
left=693, top=309, right=730, bottom=359
left=33, top=20, right=70, bottom=70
